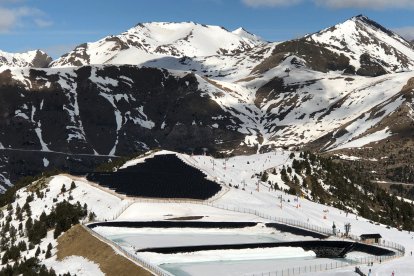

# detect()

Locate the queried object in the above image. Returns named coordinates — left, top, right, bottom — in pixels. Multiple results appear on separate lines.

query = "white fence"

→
left=246, top=253, right=400, bottom=276
left=244, top=252, right=399, bottom=276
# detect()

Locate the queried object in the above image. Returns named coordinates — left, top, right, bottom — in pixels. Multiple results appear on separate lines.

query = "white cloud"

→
left=0, top=3, right=52, bottom=33
left=34, top=18, right=53, bottom=28
left=0, top=7, right=17, bottom=31
left=393, top=27, right=414, bottom=41
left=242, top=0, right=302, bottom=7
left=314, top=0, right=414, bottom=9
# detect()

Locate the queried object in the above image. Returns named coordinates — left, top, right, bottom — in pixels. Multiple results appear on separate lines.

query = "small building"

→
left=360, top=234, right=382, bottom=244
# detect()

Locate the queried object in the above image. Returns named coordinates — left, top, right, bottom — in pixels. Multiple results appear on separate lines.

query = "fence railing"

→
left=118, top=198, right=334, bottom=236
left=81, top=224, right=173, bottom=276
left=380, top=240, right=405, bottom=255
left=246, top=254, right=400, bottom=276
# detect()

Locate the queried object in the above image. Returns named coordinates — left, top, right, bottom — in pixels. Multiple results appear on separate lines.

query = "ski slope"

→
left=111, top=150, right=414, bottom=275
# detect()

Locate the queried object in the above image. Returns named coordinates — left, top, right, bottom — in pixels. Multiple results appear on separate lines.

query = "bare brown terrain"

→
left=57, top=224, right=152, bottom=276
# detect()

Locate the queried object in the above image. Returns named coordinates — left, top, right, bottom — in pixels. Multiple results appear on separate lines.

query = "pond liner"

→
left=88, top=221, right=258, bottom=229
left=87, top=154, right=221, bottom=199
left=88, top=221, right=328, bottom=239
left=266, top=222, right=328, bottom=239
left=136, top=240, right=395, bottom=258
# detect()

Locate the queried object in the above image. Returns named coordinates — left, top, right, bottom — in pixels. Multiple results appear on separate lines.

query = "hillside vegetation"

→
left=267, top=152, right=414, bottom=231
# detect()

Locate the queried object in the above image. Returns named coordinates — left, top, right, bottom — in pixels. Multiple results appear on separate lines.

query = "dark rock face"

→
left=355, top=15, right=395, bottom=37
left=356, top=53, right=388, bottom=77
left=56, top=43, right=90, bottom=67
left=0, top=150, right=112, bottom=191
left=31, top=50, right=53, bottom=68
left=0, top=66, right=247, bottom=188
left=255, top=39, right=351, bottom=74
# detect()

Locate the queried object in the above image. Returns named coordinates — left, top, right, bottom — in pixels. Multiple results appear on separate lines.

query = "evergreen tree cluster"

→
left=278, top=152, right=414, bottom=231
left=0, top=193, right=87, bottom=274
left=26, top=200, right=88, bottom=243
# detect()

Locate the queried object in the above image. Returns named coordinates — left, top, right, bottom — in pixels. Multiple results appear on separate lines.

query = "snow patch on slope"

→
left=335, top=127, right=392, bottom=150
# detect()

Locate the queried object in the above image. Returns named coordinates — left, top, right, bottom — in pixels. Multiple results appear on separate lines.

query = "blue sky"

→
left=0, top=0, right=413, bottom=58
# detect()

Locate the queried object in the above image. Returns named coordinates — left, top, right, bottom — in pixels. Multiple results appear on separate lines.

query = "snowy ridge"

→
left=232, top=27, right=264, bottom=42
left=308, top=15, right=414, bottom=72
left=0, top=49, right=52, bottom=68
left=51, top=22, right=266, bottom=68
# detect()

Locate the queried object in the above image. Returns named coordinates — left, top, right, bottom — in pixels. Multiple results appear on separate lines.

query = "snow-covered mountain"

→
left=0, top=16, right=413, bottom=187
left=307, top=15, right=414, bottom=74
left=0, top=49, right=52, bottom=68
left=248, top=15, right=414, bottom=78
left=51, top=22, right=266, bottom=68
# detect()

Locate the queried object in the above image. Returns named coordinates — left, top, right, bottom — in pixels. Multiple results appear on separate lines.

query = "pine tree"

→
left=261, top=171, right=269, bottom=182
left=45, top=248, right=51, bottom=259
left=35, top=246, right=40, bottom=257
left=70, top=181, right=76, bottom=190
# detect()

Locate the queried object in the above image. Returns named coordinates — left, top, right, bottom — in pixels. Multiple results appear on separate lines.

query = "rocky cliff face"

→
left=0, top=65, right=251, bottom=188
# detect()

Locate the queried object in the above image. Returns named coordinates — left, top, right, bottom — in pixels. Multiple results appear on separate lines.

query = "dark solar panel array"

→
left=87, top=154, right=221, bottom=199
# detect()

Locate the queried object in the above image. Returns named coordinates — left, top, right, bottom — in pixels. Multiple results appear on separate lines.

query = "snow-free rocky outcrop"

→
left=0, top=16, right=414, bottom=188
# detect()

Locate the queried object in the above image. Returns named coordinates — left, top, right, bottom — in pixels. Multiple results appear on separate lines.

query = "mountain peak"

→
left=233, top=27, right=248, bottom=33
left=305, top=14, right=414, bottom=74
left=232, top=27, right=264, bottom=42
left=352, top=14, right=368, bottom=20
left=0, top=49, right=52, bottom=68
left=51, top=21, right=266, bottom=67
left=350, top=14, right=395, bottom=37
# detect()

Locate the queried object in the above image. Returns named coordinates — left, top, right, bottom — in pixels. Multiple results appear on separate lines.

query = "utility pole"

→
left=278, top=195, right=283, bottom=209
left=345, top=223, right=351, bottom=237
left=285, top=67, right=291, bottom=77
left=296, top=38, right=299, bottom=55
